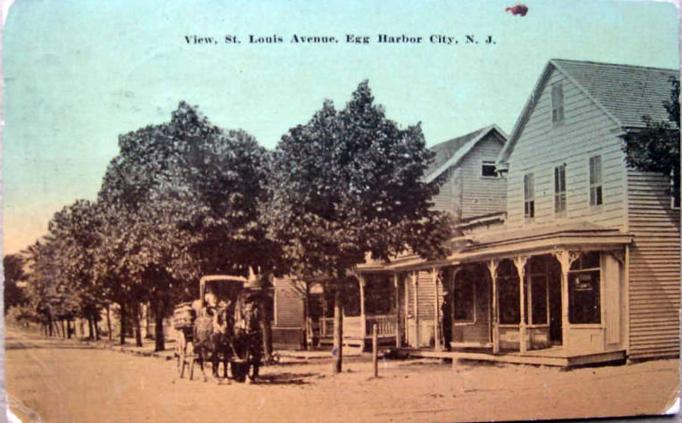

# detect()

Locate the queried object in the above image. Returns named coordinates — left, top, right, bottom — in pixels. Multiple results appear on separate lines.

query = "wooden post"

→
left=432, top=268, right=441, bottom=351
left=372, top=323, right=378, bottom=378
left=514, top=256, right=529, bottom=354
left=413, top=271, right=420, bottom=347
left=553, top=250, right=579, bottom=354
left=394, top=273, right=401, bottom=348
left=358, top=275, right=367, bottom=339
left=486, top=260, right=500, bottom=354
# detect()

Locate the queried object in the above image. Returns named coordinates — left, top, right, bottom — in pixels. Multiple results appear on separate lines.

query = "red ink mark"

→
left=505, top=4, right=528, bottom=16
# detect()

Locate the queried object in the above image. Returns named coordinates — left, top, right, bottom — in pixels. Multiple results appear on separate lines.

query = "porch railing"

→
left=366, top=314, right=398, bottom=337
left=319, top=314, right=398, bottom=338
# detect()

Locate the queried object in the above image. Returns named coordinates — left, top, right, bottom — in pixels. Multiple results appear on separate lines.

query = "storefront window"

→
left=454, top=273, right=475, bottom=322
left=498, top=261, right=520, bottom=324
left=568, top=252, right=601, bottom=324
left=530, top=275, right=548, bottom=325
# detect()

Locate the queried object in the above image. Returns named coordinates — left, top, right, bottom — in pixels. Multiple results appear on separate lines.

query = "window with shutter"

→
left=554, top=164, right=566, bottom=213
left=589, top=155, right=602, bottom=206
left=524, top=173, right=535, bottom=219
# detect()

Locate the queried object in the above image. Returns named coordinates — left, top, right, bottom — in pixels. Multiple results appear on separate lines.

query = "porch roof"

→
left=359, top=222, right=632, bottom=272
left=456, top=222, right=632, bottom=262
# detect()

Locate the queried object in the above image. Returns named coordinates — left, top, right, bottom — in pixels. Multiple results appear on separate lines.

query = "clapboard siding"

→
left=273, top=278, right=304, bottom=328
left=459, top=134, right=507, bottom=219
left=432, top=167, right=462, bottom=218
left=431, top=132, right=506, bottom=220
left=506, top=68, right=626, bottom=230
left=627, top=169, right=681, bottom=359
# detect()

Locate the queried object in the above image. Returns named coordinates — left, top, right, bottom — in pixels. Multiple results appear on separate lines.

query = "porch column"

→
left=513, top=256, right=529, bottom=354
left=449, top=266, right=462, bottom=352
left=486, top=260, right=500, bottom=354
left=358, top=274, right=367, bottom=338
left=432, top=267, right=441, bottom=351
left=412, top=271, right=419, bottom=347
left=552, top=250, right=580, bottom=353
left=394, top=273, right=402, bottom=348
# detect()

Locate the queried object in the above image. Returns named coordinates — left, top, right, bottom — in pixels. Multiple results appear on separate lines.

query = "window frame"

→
left=453, top=274, right=476, bottom=325
left=588, top=155, right=603, bottom=207
left=554, top=163, right=567, bottom=214
left=551, top=82, right=565, bottom=126
left=481, top=160, right=497, bottom=178
left=568, top=252, right=602, bottom=325
left=524, top=172, right=535, bottom=219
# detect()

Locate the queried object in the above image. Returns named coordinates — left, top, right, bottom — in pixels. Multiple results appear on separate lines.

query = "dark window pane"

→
left=454, top=276, right=475, bottom=322
left=568, top=270, right=600, bottom=324
left=498, top=261, right=520, bottom=324
left=482, top=161, right=497, bottom=177
left=531, top=276, right=548, bottom=324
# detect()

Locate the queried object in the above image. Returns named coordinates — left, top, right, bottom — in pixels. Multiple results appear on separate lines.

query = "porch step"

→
left=405, top=349, right=626, bottom=368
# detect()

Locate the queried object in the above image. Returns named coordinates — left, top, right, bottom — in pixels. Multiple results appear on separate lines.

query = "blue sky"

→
left=3, top=0, right=679, bottom=254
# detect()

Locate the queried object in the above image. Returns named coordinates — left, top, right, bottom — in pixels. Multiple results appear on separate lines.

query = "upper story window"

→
left=554, top=164, right=566, bottom=214
left=551, top=83, right=565, bottom=126
left=589, top=155, right=603, bottom=206
left=524, top=173, right=535, bottom=219
left=481, top=161, right=497, bottom=177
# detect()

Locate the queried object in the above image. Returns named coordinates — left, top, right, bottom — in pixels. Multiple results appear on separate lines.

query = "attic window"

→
left=551, top=83, right=565, bottom=126
left=482, top=161, right=497, bottom=177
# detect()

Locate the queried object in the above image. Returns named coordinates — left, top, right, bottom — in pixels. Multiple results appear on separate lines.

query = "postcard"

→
left=3, top=0, right=680, bottom=422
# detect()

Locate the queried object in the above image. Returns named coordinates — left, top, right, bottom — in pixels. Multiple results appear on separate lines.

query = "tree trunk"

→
left=133, top=302, right=143, bottom=347
left=302, top=283, right=309, bottom=351
left=93, top=313, right=100, bottom=341
left=60, top=320, right=66, bottom=338
left=153, top=299, right=165, bottom=352
left=144, top=302, right=153, bottom=340
left=88, top=316, right=94, bottom=340
left=48, top=317, right=53, bottom=337
left=119, top=302, right=127, bottom=345
left=332, top=287, right=344, bottom=374
left=67, top=319, right=72, bottom=339
left=106, top=304, right=113, bottom=341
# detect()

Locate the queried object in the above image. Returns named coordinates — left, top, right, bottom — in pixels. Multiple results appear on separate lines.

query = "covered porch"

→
left=389, top=224, right=632, bottom=366
left=315, top=272, right=400, bottom=350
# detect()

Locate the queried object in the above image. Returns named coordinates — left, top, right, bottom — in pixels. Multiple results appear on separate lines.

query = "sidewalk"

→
left=80, top=335, right=177, bottom=361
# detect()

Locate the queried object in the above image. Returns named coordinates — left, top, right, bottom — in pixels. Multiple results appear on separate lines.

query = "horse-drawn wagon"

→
left=173, top=273, right=264, bottom=383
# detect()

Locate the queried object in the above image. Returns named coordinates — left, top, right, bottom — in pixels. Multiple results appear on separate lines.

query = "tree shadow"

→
left=257, top=372, right=316, bottom=385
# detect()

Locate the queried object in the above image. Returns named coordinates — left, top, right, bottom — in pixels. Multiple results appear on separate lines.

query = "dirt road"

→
left=5, top=329, right=679, bottom=422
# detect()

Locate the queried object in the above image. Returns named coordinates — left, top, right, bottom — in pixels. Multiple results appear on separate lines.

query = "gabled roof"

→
left=425, top=124, right=507, bottom=183
left=498, top=59, right=679, bottom=167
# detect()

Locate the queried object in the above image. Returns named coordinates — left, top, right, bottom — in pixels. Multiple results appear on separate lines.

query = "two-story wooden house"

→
left=377, top=59, right=679, bottom=366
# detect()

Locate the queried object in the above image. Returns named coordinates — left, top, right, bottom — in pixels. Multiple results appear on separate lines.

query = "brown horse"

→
left=192, top=302, right=234, bottom=382
left=231, top=292, right=263, bottom=383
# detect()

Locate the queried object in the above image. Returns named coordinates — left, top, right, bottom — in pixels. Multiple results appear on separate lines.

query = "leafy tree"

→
left=265, top=81, right=453, bottom=372
left=22, top=239, right=81, bottom=337
left=3, top=254, right=27, bottom=313
left=623, top=77, right=680, bottom=205
left=47, top=200, right=106, bottom=339
left=97, top=102, right=281, bottom=351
